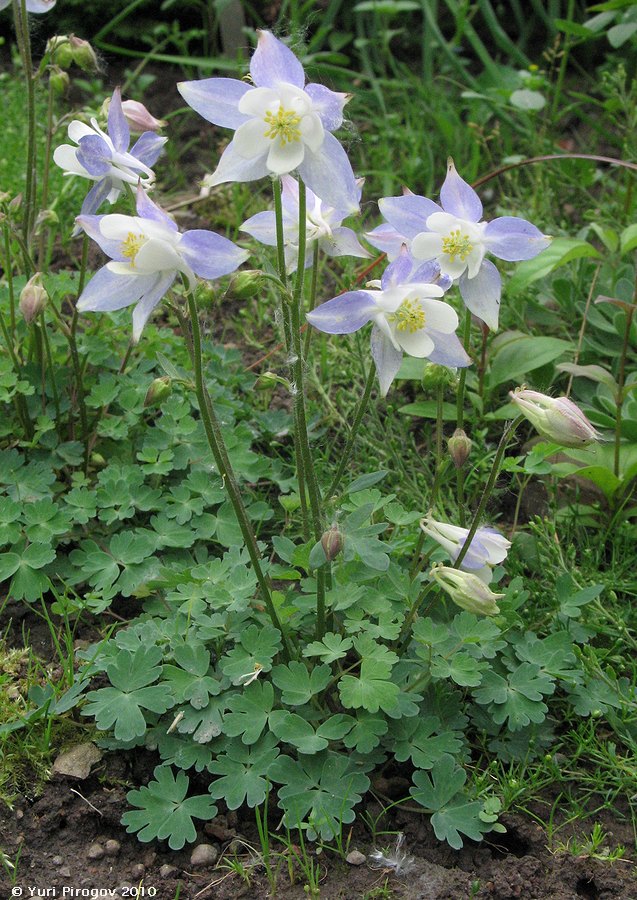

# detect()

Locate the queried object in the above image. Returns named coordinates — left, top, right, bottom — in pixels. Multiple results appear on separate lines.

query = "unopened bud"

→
left=448, top=428, right=472, bottom=469
left=90, top=452, right=106, bottom=467
left=228, top=270, right=265, bottom=300
left=144, top=376, right=172, bottom=408
left=255, top=371, right=279, bottom=391
left=431, top=565, right=503, bottom=616
left=509, top=388, right=600, bottom=448
left=320, top=525, right=344, bottom=562
left=49, top=66, right=70, bottom=96
left=19, top=273, right=48, bottom=324
left=34, top=209, right=59, bottom=235
left=121, top=99, right=166, bottom=132
left=47, top=35, right=73, bottom=68
left=194, top=281, right=216, bottom=308
left=69, top=35, right=99, bottom=72
left=9, top=194, right=22, bottom=213
left=421, top=362, right=457, bottom=391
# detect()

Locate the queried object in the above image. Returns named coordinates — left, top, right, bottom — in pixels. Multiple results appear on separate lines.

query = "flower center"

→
left=121, top=231, right=145, bottom=265
left=264, top=106, right=302, bottom=145
left=441, top=229, right=473, bottom=263
left=388, top=298, right=426, bottom=333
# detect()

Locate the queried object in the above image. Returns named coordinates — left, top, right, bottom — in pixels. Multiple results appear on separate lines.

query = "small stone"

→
left=105, top=839, right=121, bottom=856
left=87, top=843, right=105, bottom=860
left=131, top=864, right=145, bottom=879
left=52, top=855, right=64, bottom=866
left=16, top=809, right=24, bottom=819
left=346, top=850, right=367, bottom=866
left=60, top=866, right=72, bottom=877
left=159, top=864, right=177, bottom=878
left=53, top=742, right=102, bottom=780
left=190, top=843, right=219, bottom=867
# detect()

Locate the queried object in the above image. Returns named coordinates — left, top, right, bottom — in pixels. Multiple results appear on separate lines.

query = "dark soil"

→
left=2, top=745, right=637, bottom=900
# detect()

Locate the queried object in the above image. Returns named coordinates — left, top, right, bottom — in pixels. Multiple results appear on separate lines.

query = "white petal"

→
left=411, top=232, right=443, bottom=260
left=134, top=238, right=183, bottom=274
left=53, top=145, right=90, bottom=177
left=426, top=211, right=464, bottom=233
left=420, top=298, right=459, bottom=332
left=395, top=328, right=435, bottom=358
left=99, top=214, right=142, bottom=241
left=238, top=86, right=279, bottom=116
left=233, top=119, right=271, bottom=159
left=267, top=138, right=305, bottom=175
left=300, top=113, right=324, bottom=152
left=67, top=120, right=96, bottom=144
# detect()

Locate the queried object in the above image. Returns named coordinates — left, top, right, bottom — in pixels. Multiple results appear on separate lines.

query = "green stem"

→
left=185, top=288, right=290, bottom=658
left=37, top=74, right=56, bottom=271
left=614, top=306, right=635, bottom=478
left=14, top=0, right=37, bottom=251
left=456, top=308, right=472, bottom=525
left=454, top=415, right=522, bottom=569
left=290, top=180, right=326, bottom=638
left=40, top=314, right=62, bottom=435
left=302, top=247, right=320, bottom=359
left=47, top=298, right=90, bottom=471
left=2, top=224, right=17, bottom=337
left=272, top=177, right=288, bottom=290
left=550, top=0, right=575, bottom=124
left=0, top=308, right=33, bottom=438
left=327, top=361, right=376, bottom=499
left=430, top=383, right=445, bottom=510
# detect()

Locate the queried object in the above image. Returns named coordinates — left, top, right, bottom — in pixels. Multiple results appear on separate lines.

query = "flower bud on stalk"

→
left=144, top=376, right=172, bottom=408
left=19, top=274, right=48, bottom=324
left=431, top=565, right=503, bottom=616
left=228, top=270, right=266, bottom=300
left=47, top=35, right=73, bottom=68
left=120, top=100, right=166, bottom=132
left=509, top=388, right=600, bottom=448
left=421, top=362, right=457, bottom=391
left=49, top=66, right=70, bottom=97
left=321, top=525, right=344, bottom=562
left=69, top=36, right=99, bottom=72
left=448, top=428, right=472, bottom=469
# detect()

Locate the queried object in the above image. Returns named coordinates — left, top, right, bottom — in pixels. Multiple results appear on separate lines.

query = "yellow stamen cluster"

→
left=441, top=229, right=473, bottom=263
left=121, top=232, right=145, bottom=265
left=389, top=298, right=426, bottom=333
left=264, top=107, right=302, bottom=145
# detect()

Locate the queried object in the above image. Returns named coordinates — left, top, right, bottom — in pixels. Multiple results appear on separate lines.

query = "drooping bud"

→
left=228, top=270, right=266, bottom=300
left=431, top=565, right=504, bottom=616
left=447, top=428, right=472, bottom=469
left=121, top=99, right=166, bottom=132
left=421, top=362, right=457, bottom=391
left=47, top=35, right=73, bottom=68
left=19, top=273, right=48, bottom=324
left=321, top=525, right=344, bottom=562
left=49, top=66, right=70, bottom=97
left=509, top=388, right=600, bottom=448
left=194, top=281, right=216, bottom=308
left=144, top=376, right=172, bottom=408
left=69, top=35, right=99, bottom=72
left=34, top=209, right=60, bottom=235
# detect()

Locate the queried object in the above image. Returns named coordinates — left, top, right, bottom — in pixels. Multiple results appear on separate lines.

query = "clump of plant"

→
left=2, top=4, right=636, bottom=858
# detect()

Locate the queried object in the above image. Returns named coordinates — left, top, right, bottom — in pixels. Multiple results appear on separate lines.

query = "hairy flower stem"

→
left=13, top=0, right=37, bottom=252
left=0, top=309, right=33, bottom=438
left=327, top=361, right=377, bottom=499
left=185, top=288, right=290, bottom=658
left=37, top=74, right=56, bottom=270
left=409, top=384, right=445, bottom=578
left=302, top=248, right=320, bottom=359
left=291, top=179, right=327, bottom=639
left=455, top=309, right=472, bottom=525
left=47, top=299, right=90, bottom=472
left=2, top=225, right=17, bottom=337
left=454, top=415, right=522, bottom=569
left=614, top=299, right=636, bottom=477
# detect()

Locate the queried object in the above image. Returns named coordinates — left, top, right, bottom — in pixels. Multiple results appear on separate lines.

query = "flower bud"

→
left=144, top=376, right=172, bottom=408
left=447, top=428, right=472, bottom=469
left=509, top=388, right=600, bottom=448
left=228, top=270, right=266, bottom=300
left=194, top=281, right=216, bottom=308
left=431, top=565, right=503, bottom=616
left=19, top=273, right=48, bottom=324
left=47, top=35, right=73, bottom=68
left=9, top=194, right=22, bottom=213
left=49, top=66, right=70, bottom=97
left=321, top=525, right=344, bottom=562
left=421, top=362, right=457, bottom=391
left=121, top=99, right=166, bottom=132
left=34, top=209, right=59, bottom=235
left=69, top=35, right=99, bottom=72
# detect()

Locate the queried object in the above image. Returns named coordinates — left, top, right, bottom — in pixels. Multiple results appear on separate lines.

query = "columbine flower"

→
left=420, top=516, right=510, bottom=583
left=178, top=30, right=359, bottom=211
left=306, top=249, right=470, bottom=396
left=509, top=388, right=600, bottom=447
left=53, top=87, right=167, bottom=216
left=431, top=565, right=504, bottom=616
left=0, top=0, right=55, bottom=11
left=240, top=174, right=369, bottom=272
left=76, top=186, right=247, bottom=342
left=366, top=160, right=550, bottom=331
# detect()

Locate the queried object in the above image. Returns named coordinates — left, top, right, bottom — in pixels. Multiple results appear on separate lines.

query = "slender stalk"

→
left=456, top=309, right=472, bottom=525
left=327, top=361, right=376, bottom=499
left=47, top=298, right=90, bottom=471
left=37, top=74, right=56, bottom=270
left=185, top=288, right=290, bottom=658
left=550, top=0, right=575, bottom=125
left=302, top=248, right=320, bottom=359
left=2, top=224, right=17, bottom=337
left=272, top=178, right=288, bottom=290
left=454, top=415, right=522, bottom=569
left=410, top=385, right=446, bottom=577
left=566, top=263, right=600, bottom=398
left=614, top=305, right=635, bottom=478
left=13, top=0, right=37, bottom=250
left=0, top=309, right=33, bottom=438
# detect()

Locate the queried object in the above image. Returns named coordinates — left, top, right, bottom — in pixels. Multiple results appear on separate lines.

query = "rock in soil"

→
left=190, top=842, right=219, bottom=867
left=105, top=838, right=121, bottom=856
left=52, top=742, right=102, bottom=779
left=87, top=842, right=104, bottom=860
left=346, top=849, right=367, bottom=865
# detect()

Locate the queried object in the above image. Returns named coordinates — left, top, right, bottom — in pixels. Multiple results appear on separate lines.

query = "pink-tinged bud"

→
left=121, top=99, right=166, bottom=133
left=69, top=35, right=99, bottom=72
left=509, top=388, right=600, bottom=448
left=144, top=376, right=172, bottom=408
left=448, top=428, right=472, bottom=469
left=321, top=525, right=344, bottom=562
left=19, top=273, right=48, bottom=324
left=431, top=565, right=503, bottom=616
